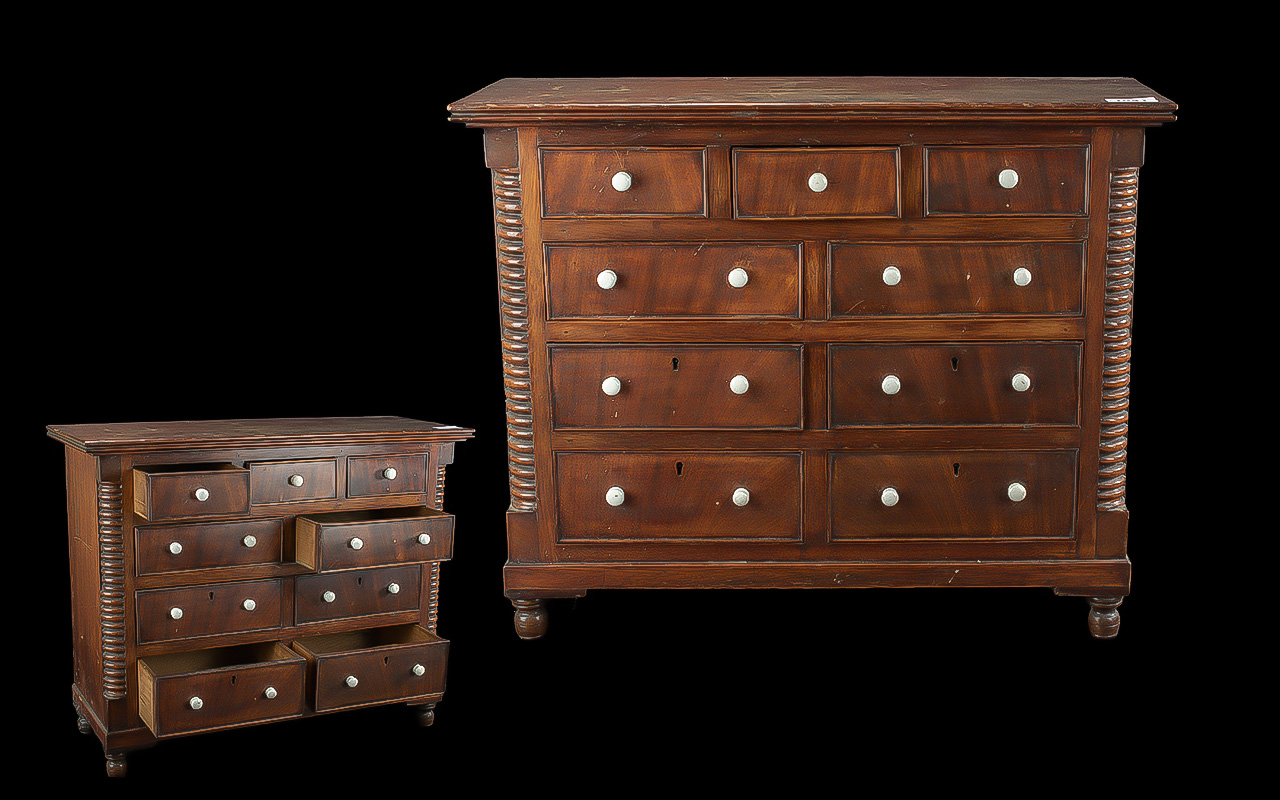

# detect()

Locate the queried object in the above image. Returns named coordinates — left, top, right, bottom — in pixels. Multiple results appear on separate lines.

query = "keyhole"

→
left=675, top=461, right=684, bottom=477
left=953, top=463, right=961, bottom=477
left=671, top=357, right=680, bottom=371
left=230, top=676, right=237, bottom=686
left=384, top=656, right=390, bottom=665
left=209, top=591, right=215, bottom=600
left=357, top=577, right=363, bottom=586
left=951, top=357, right=959, bottom=371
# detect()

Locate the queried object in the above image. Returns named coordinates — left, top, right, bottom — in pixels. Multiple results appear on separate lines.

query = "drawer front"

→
left=829, top=450, right=1078, bottom=539
left=541, top=147, right=706, bottom=217
left=248, top=459, right=337, bottom=504
left=294, top=565, right=422, bottom=625
left=925, top=146, right=1088, bottom=216
left=295, top=508, right=454, bottom=571
left=136, top=518, right=284, bottom=575
left=136, top=580, right=283, bottom=643
left=734, top=147, right=900, bottom=218
left=134, top=465, right=250, bottom=521
left=830, top=241, right=1085, bottom=316
left=829, top=343, right=1081, bottom=426
left=347, top=454, right=429, bottom=497
left=546, top=243, right=802, bottom=318
left=550, top=345, right=803, bottom=429
left=299, top=626, right=448, bottom=712
left=555, top=452, right=802, bottom=541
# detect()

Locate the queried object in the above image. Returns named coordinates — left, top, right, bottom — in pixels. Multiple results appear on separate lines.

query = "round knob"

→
left=1011, top=373, right=1031, bottom=392
left=417, top=533, right=432, bottom=545
left=322, top=590, right=336, bottom=603
left=882, top=266, right=901, bottom=286
left=611, top=171, right=632, bottom=192
left=596, top=269, right=618, bottom=290
left=1008, top=482, right=1028, bottom=502
left=881, top=487, right=900, bottom=507
left=264, top=687, right=278, bottom=699
left=808, top=172, right=829, bottom=192
left=606, top=486, right=625, bottom=507
left=349, top=537, right=364, bottom=550
left=169, top=607, right=183, bottom=620
left=881, top=374, right=901, bottom=395
left=242, top=534, right=257, bottom=548
left=193, top=488, right=209, bottom=502
left=601, top=376, right=622, bottom=396
left=383, top=467, right=398, bottom=480
left=344, top=675, right=359, bottom=688
left=387, top=582, right=401, bottom=594
left=727, top=268, right=749, bottom=289
left=168, top=541, right=183, bottom=555
left=1013, top=267, right=1032, bottom=286
left=732, top=487, right=750, bottom=507
left=288, top=474, right=305, bottom=487
left=188, top=696, right=203, bottom=710
left=412, top=664, right=426, bottom=677
left=998, top=168, right=1019, bottom=189
left=242, top=598, right=256, bottom=611
left=729, top=374, right=750, bottom=395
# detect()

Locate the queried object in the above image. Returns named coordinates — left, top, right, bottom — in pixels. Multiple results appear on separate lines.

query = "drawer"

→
left=295, top=507, right=454, bottom=571
left=133, top=464, right=250, bottom=521
left=347, top=454, right=429, bottom=497
left=554, top=452, right=802, bottom=541
left=829, top=241, right=1085, bottom=316
left=550, top=345, right=802, bottom=429
left=248, top=458, right=337, bottom=504
left=829, top=343, right=1081, bottom=426
left=733, top=147, right=899, bottom=218
left=137, top=642, right=306, bottom=737
left=294, top=565, right=422, bottom=625
left=292, top=624, right=448, bottom=712
left=136, top=518, right=284, bottom=575
left=546, top=243, right=801, bottom=318
left=540, top=147, right=706, bottom=217
left=925, top=146, right=1088, bottom=216
left=136, top=579, right=283, bottom=644
left=829, top=450, right=1078, bottom=539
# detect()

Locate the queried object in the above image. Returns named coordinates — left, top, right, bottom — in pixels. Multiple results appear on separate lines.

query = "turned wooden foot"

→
left=412, top=702, right=436, bottom=727
left=1087, top=596, right=1123, bottom=639
left=105, top=753, right=127, bottom=778
left=512, top=599, right=548, bottom=640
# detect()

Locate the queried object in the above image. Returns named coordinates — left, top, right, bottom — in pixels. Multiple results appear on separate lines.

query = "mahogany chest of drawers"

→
left=48, top=417, right=472, bottom=776
left=448, top=77, right=1175, bottom=640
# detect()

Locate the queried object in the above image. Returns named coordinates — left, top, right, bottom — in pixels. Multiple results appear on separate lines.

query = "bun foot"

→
left=105, top=753, right=127, bottom=778
left=1087, top=596, right=1123, bottom=639
left=413, top=703, right=436, bottom=727
left=512, top=599, right=548, bottom=640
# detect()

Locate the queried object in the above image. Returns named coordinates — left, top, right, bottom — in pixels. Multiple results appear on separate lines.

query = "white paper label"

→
left=1104, top=97, right=1159, bottom=103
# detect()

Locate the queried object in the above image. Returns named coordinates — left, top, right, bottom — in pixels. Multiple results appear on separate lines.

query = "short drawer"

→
left=133, top=464, right=250, bottom=521
left=138, top=642, right=306, bottom=738
left=540, top=147, right=706, bottom=217
left=292, top=624, right=448, bottom=712
left=295, top=507, right=454, bottom=571
left=829, top=450, right=1078, bottom=539
left=734, top=147, right=900, bottom=218
left=136, top=518, right=284, bottom=575
left=546, top=243, right=802, bottom=318
left=830, top=241, right=1085, bottom=316
left=136, top=579, right=283, bottom=644
left=347, top=454, right=429, bottom=497
left=550, top=345, right=803, bottom=429
left=829, top=343, right=1081, bottom=426
left=294, top=565, right=422, bottom=625
left=554, top=452, right=802, bottom=541
left=248, top=458, right=337, bottom=504
left=925, top=146, right=1088, bottom=216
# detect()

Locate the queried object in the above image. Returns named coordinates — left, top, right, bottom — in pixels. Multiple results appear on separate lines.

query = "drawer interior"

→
left=292, top=623, right=443, bottom=656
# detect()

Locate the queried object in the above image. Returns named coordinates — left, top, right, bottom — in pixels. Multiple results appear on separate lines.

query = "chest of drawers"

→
left=448, top=77, right=1175, bottom=641
left=48, top=417, right=472, bottom=776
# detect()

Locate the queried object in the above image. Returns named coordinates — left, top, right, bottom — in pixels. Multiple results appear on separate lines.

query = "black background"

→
left=21, top=14, right=1214, bottom=791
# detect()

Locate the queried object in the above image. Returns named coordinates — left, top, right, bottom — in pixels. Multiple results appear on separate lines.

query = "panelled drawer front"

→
left=347, top=454, right=429, bottom=497
left=734, top=147, right=900, bottom=218
left=138, top=642, right=306, bottom=737
left=248, top=459, right=337, bottom=504
left=136, top=518, right=284, bottom=575
left=136, top=580, right=283, bottom=643
left=133, top=464, right=250, bottom=521
left=294, top=565, right=422, bottom=625
left=925, top=146, right=1088, bottom=215
left=541, top=147, right=707, bottom=217
left=830, top=241, right=1085, bottom=316
left=555, top=452, right=802, bottom=541
left=293, top=625, right=448, bottom=712
left=295, top=507, right=454, bottom=571
left=546, top=243, right=802, bottom=318
left=829, top=451, right=1078, bottom=539
left=551, top=345, right=803, bottom=429
left=829, top=343, right=1081, bottom=426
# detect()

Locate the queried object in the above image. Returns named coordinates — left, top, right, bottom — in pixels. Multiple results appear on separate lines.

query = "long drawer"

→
left=136, top=580, right=283, bottom=644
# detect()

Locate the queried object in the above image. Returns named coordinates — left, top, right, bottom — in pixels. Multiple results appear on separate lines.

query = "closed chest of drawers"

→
left=448, top=77, right=1175, bottom=641
left=48, top=417, right=472, bottom=776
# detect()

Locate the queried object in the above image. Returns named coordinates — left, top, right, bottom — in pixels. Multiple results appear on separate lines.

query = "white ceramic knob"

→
left=417, top=533, right=431, bottom=545
left=387, top=582, right=401, bottom=594
left=412, top=664, right=426, bottom=677
left=732, top=487, right=750, bottom=507
left=727, top=267, right=749, bottom=288
left=998, top=168, right=1019, bottom=189
left=1011, top=373, right=1031, bottom=392
left=882, top=266, right=901, bottom=286
left=242, top=534, right=257, bottom=548
left=606, top=486, right=625, bottom=507
left=349, top=537, right=364, bottom=550
left=611, top=171, right=632, bottom=192
left=383, top=467, right=397, bottom=480
left=729, top=374, right=750, bottom=395
left=288, top=474, right=304, bottom=487
left=881, top=375, right=901, bottom=395
left=597, top=269, right=618, bottom=290
left=1008, top=482, right=1028, bottom=502
left=808, top=172, right=828, bottom=192
left=323, top=590, right=336, bottom=603
left=344, top=675, right=359, bottom=688
left=881, top=487, right=900, bottom=507
left=194, top=488, right=209, bottom=502
left=1013, top=267, right=1032, bottom=286
left=264, top=687, right=278, bottom=699
left=168, top=541, right=183, bottom=555
left=242, top=598, right=256, bottom=611
left=189, top=696, right=203, bottom=710
left=601, top=376, right=622, bottom=396
left=169, top=607, right=183, bottom=620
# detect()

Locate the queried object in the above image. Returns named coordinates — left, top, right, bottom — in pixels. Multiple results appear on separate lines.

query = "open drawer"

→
left=291, top=624, right=448, bottom=712
left=295, top=507, right=454, bottom=571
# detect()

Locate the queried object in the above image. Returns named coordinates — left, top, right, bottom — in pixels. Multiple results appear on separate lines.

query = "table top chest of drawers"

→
left=447, top=77, right=1175, bottom=641
left=48, top=417, right=472, bottom=776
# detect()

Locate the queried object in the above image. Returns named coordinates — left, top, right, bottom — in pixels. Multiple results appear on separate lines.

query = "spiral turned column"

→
left=1099, top=167, right=1138, bottom=511
left=493, top=167, right=536, bottom=513
left=98, top=481, right=126, bottom=700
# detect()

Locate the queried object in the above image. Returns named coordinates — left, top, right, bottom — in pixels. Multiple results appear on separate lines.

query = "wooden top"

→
left=448, top=76, right=1176, bottom=125
left=47, top=416, right=475, bottom=454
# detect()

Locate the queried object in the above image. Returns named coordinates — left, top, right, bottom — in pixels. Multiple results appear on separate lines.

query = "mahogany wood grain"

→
left=925, top=146, right=1088, bottom=215
left=133, top=463, right=251, bottom=521
left=293, top=565, right=422, bottom=625
left=292, top=625, right=448, bottom=712
left=135, top=518, right=284, bottom=575
left=733, top=147, right=900, bottom=218
left=540, top=147, right=707, bottom=217
left=248, top=458, right=337, bottom=504
left=347, top=454, right=429, bottom=497
left=294, top=507, right=454, bottom=571
left=135, top=580, right=284, bottom=643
